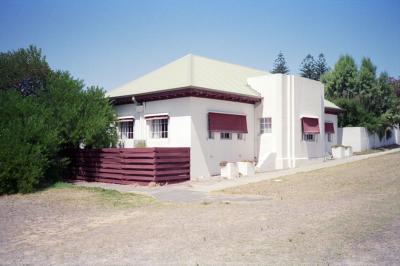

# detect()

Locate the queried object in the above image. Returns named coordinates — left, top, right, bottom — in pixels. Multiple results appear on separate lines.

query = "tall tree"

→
left=322, top=55, right=358, bottom=99
left=314, top=53, right=329, bottom=80
left=389, top=76, right=400, bottom=97
left=358, top=58, right=376, bottom=94
left=271, top=52, right=289, bottom=74
left=0, top=45, right=50, bottom=96
left=366, top=72, right=396, bottom=116
left=299, top=54, right=316, bottom=79
left=326, top=55, right=400, bottom=138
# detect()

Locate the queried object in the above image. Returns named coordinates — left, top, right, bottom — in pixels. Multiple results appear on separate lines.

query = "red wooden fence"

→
left=69, top=147, right=190, bottom=184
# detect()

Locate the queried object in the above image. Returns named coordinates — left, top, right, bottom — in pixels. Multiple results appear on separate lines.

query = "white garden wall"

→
left=338, top=126, right=400, bottom=152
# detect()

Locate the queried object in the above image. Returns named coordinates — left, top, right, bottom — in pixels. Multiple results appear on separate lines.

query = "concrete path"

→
left=75, top=147, right=400, bottom=203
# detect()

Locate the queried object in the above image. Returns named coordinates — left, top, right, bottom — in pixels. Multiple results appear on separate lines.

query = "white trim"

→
left=300, top=115, right=319, bottom=119
left=117, top=116, right=134, bottom=122
left=144, top=113, right=169, bottom=120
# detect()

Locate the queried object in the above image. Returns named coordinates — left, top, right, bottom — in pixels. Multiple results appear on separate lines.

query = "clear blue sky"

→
left=1, top=0, right=399, bottom=90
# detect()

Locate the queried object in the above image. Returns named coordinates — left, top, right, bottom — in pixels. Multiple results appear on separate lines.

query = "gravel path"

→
left=1, top=152, right=400, bottom=265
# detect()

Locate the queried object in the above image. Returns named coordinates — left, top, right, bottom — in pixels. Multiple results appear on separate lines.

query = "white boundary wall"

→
left=338, top=126, right=400, bottom=152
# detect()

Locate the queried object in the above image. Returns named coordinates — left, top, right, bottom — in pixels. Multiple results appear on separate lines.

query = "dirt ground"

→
left=1, top=153, right=400, bottom=265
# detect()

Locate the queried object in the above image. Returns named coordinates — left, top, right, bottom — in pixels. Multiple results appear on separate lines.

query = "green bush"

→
left=0, top=46, right=117, bottom=194
left=0, top=91, right=58, bottom=193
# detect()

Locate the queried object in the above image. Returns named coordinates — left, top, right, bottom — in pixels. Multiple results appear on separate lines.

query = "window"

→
left=260, top=117, right=272, bottom=134
left=208, top=131, right=215, bottom=139
left=151, top=119, right=168, bottom=139
left=119, top=121, right=134, bottom=139
left=237, top=133, right=245, bottom=140
left=220, top=132, right=232, bottom=140
left=303, top=133, right=317, bottom=142
left=327, top=133, right=332, bottom=142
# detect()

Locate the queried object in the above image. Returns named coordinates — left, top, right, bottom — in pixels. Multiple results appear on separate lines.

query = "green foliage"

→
left=0, top=91, right=58, bottom=193
left=0, top=45, right=50, bottom=96
left=390, top=77, right=400, bottom=97
left=332, top=98, right=368, bottom=127
left=357, top=58, right=376, bottom=98
left=299, top=54, right=316, bottom=79
left=39, top=71, right=117, bottom=149
left=299, top=53, right=329, bottom=81
left=362, top=72, right=394, bottom=116
left=271, top=52, right=289, bottom=74
left=322, top=55, right=358, bottom=99
left=0, top=46, right=117, bottom=194
left=314, top=54, right=329, bottom=80
left=325, top=56, right=400, bottom=139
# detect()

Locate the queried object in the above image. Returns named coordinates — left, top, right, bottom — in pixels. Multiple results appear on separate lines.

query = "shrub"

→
left=0, top=46, right=117, bottom=194
left=0, top=91, right=58, bottom=193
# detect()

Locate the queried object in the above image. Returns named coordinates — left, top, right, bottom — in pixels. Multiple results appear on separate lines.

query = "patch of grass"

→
left=49, top=182, right=155, bottom=208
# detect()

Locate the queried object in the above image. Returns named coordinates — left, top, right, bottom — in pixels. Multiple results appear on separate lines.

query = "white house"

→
left=107, top=54, right=342, bottom=178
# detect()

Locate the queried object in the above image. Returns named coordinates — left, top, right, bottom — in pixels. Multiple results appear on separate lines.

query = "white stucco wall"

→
left=248, top=74, right=325, bottom=171
left=248, top=75, right=280, bottom=171
left=339, top=126, right=399, bottom=152
left=323, top=113, right=338, bottom=153
left=143, top=98, right=191, bottom=148
left=113, top=98, right=191, bottom=149
left=292, top=76, right=325, bottom=166
left=114, top=97, right=254, bottom=178
left=189, top=97, right=255, bottom=177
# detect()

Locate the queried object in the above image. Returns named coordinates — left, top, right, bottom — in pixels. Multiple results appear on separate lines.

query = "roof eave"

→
left=109, top=86, right=261, bottom=105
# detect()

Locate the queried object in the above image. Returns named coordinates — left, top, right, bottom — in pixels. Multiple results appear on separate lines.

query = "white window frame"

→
left=220, top=132, right=232, bottom=140
left=260, top=117, right=272, bottom=134
left=119, top=120, right=134, bottom=140
left=150, top=118, right=168, bottom=139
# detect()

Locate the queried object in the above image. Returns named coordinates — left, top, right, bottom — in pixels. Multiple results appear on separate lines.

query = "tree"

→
left=314, top=53, right=329, bottom=80
left=357, top=57, right=376, bottom=99
left=0, top=46, right=117, bottom=194
left=389, top=76, right=400, bottom=97
left=0, top=45, right=50, bottom=96
left=322, top=55, right=358, bottom=99
left=299, top=54, right=316, bottom=79
left=370, top=72, right=397, bottom=115
left=332, top=98, right=368, bottom=127
left=271, top=52, right=289, bottom=74
left=326, top=55, right=400, bottom=139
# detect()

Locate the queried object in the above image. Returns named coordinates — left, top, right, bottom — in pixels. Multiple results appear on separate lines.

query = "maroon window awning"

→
left=302, top=117, right=320, bottom=134
left=325, top=122, right=335, bottom=133
left=208, top=112, right=248, bottom=133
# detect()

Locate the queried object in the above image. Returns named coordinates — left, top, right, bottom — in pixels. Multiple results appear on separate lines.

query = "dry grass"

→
left=1, top=153, right=400, bottom=265
left=48, top=182, right=155, bottom=208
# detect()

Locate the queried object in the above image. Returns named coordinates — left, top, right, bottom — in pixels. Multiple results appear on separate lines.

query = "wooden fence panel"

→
left=70, top=147, right=190, bottom=184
